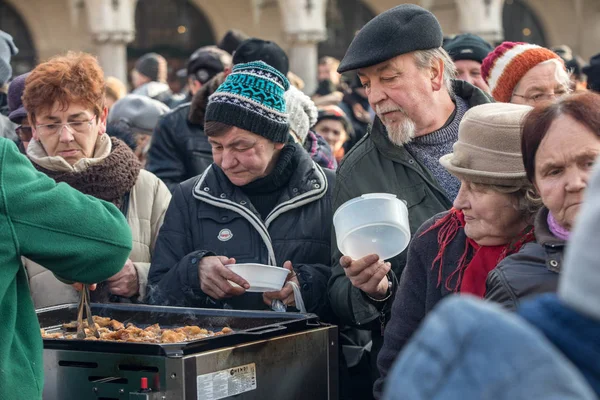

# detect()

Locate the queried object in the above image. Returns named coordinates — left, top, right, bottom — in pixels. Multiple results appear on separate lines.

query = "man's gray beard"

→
left=384, top=118, right=416, bottom=147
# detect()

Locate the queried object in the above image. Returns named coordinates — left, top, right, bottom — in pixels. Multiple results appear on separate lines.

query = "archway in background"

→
left=318, top=0, right=375, bottom=62
left=502, top=0, right=547, bottom=46
left=128, top=0, right=216, bottom=90
left=0, top=0, right=36, bottom=77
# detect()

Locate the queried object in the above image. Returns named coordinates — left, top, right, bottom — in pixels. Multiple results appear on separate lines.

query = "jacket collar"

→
left=192, top=145, right=328, bottom=267
left=369, top=117, right=415, bottom=162
left=535, top=207, right=566, bottom=247
left=534, top=207, right=565, bottom=273
left=451, top=79, right=495, bottom=108
left=193, top=143, right=327, bottom=217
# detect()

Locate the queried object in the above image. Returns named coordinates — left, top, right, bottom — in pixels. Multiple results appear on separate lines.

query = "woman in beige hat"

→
left=374, top=102, right=540, bottom=397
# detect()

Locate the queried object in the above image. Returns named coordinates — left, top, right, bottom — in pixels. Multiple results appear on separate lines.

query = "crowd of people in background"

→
left=1, top=3, right=600, bottom=400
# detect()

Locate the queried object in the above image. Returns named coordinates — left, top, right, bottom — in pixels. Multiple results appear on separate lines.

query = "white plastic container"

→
left=333, top=193, right=411, bottom=261
left=226, top=263, right=290, bottom=292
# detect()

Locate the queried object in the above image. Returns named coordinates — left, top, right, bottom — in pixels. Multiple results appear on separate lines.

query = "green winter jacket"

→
left=328, top=81, right=493, bottom=373
left=0, top=138, right=132, bottom=399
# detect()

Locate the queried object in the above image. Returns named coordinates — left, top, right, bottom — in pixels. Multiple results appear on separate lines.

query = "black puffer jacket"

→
left=147, top=145, right=335, bottom=320
left=485, top=207, right=563, bottom=311
left=146, top=74, right=226, bottom=192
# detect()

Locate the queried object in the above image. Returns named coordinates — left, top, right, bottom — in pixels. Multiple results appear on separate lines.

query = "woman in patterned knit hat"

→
left=22, top=52, right=172, bottom=307
left=147, top=61, right=335, bottom=321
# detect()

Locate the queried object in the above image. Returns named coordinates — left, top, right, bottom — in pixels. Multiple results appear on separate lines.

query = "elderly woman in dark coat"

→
left=486, top=92, right=600, bottom=310
left=147, top=62, right=334, bottom=319
left=374, top=103, right=539, bottom=398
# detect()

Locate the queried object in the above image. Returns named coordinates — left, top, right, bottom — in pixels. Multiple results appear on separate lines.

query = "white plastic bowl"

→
left=226, top=263, right=290, bottom=292
left=333, top=193, right=411, bottom=261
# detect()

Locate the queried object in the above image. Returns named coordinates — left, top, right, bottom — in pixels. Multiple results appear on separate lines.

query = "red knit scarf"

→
left=422, top=208, right=535, bottom=297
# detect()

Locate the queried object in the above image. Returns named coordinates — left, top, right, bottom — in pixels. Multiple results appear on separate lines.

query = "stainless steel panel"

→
left=42, top=326, right=337, bottom=400
left=43, top=351, right=185, bottom=399
left=189, top=326, right=338, bottom=400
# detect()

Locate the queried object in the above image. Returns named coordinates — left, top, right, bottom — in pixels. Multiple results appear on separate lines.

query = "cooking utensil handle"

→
left=76, top=289, right=86, bottom=339
left=84, top=285, right=100, bottom=338
left=242, top=325, right=287, bottom=335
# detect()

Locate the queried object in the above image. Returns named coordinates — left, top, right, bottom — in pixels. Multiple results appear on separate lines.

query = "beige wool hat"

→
left=439, top=103, right=533, bottom=186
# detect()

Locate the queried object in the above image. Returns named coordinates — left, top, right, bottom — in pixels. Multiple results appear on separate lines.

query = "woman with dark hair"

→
left=486, top=91, right=600, bottom=310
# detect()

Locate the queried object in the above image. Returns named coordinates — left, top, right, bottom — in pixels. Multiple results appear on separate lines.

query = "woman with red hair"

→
left=21, top=52, right=172, bottom=307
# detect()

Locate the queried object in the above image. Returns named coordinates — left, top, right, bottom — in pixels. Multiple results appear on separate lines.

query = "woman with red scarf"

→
left=373, top=103, right=540, bottom=399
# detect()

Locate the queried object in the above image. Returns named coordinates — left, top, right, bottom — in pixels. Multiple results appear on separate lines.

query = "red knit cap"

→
left=481, top=42, right=563, bottom=103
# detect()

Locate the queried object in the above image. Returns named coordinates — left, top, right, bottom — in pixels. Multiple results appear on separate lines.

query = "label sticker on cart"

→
left=197, top=363, right=257, bottom=400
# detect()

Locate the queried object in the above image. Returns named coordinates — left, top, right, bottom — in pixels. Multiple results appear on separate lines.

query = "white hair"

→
left=374, top=104, right=416, bottom=146
left=513, top=58, right=573, bottom=95
left=413, top=48, right=457, bottom=98
left=541, top=58, right=573, bottom=92
left=387, top=118, right=416, bottom=146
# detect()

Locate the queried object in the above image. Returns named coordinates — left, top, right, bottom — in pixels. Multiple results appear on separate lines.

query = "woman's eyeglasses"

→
left=34, top=117, right=95, bottom=137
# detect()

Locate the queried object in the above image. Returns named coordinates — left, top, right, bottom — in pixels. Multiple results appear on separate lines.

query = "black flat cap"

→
left=338, top=4, right=443, bottom=73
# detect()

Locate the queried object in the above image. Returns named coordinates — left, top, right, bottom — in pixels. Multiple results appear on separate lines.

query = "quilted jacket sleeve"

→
left=146, top=183, right=213, bottom=306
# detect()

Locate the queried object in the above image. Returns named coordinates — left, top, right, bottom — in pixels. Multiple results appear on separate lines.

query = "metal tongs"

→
left=76, top=285, right=100, bottom=339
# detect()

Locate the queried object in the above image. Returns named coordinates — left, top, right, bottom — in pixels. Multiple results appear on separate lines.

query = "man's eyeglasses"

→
left=512, top=89, right=568, bottom=103
left=15, top=126, right=33, bottom=142
left=35, top=117, right=95, bottom=137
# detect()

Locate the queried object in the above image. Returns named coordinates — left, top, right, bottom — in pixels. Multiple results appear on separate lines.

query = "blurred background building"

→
left=1, top=0, right=599, bottom=94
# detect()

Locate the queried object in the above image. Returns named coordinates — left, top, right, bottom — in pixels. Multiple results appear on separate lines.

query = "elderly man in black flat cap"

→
left=327, top=4, right=493, bottom=396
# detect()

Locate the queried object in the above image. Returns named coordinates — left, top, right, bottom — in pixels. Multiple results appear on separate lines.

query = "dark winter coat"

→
left=374, top=212, right=472, bottom=398
left=145, top=102, right=211, bottom=192
left=486, top=207, right=563, bottom=311
left=328, top=81, right=493, bottom=373
left=147, top=145, right=335, bottom=320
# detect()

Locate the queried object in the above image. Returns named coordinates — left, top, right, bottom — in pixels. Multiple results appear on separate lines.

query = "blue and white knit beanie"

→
left=205, top=61, right=290, bottom=143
